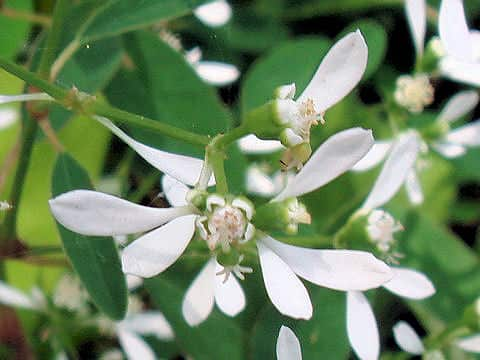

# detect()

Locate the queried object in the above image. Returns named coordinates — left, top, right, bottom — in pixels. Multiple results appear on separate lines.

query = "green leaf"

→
left=241, top=37, right=332, bottom=114
left=339, top=20, right=387, bottom=80
left=0, top=0, right=32, bottom=59
left=81, top=0, right=209, bottom=42
left=107, top=31, right=231, bottom=157
left=146, top=276, right=245, bottom=360
left=250, top=286, right=349, bottom=359
left=51, top=153, right=127, bottom=320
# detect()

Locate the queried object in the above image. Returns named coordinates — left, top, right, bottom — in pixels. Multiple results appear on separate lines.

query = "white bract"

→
left=393, top=321, right=480, bottom=356
left=185, top=47, right=240, bottom=86
left=194, top=0, right=232, bottom=28
left=438, top=0, right=480, bottom=86
left=276, top=326, right=302, bottom=360
left=345, top=134, right=436, bottom=360
left=159, top=29, right=239, bottom=86
left=239, top=30, right=368, bottom=168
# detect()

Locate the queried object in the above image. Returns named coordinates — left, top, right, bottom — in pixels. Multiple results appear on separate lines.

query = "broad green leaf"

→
left=146, top=275, right=245, bottom=360
left=241, top=37, right=332, bottom=114
left=0, top=0, right=32, bottom=59
left=51, top=153, right=127, bottom=320
left=108, top=31, right=231, bottom=157
left=81, top=0, right=209, bottom=42
left=339, top=20, right=387, bottom=80
left=250, top=286, right=349, bottom=359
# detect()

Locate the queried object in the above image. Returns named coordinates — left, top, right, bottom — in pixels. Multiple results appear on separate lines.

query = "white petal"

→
left=126, top=274, right=144, bottom=290
left=457, top=334, right=480, bottom=353
left=276, top=326, right=302, bottom=360
left=194, top=0, right=232, bottom=27
left=117, top=327, right=156, bottom=360
left=363, top=132, right=421, bottom=210
left=185, top=47, right=202, bottom=64
left=439, top=0, right=473, bottom=61
left=193, top=61, right=239, bottom=86
left=438, top=91, right=479, bottom=123
left=94, top=116, right=211, bottom=186
left=406, top=0, right=427, bottom=57
left=260, top=235, right=393, bottom=291
left=0, top=107, right=18, bottom=130
left=0, top=281, right=38, bottom=310
left=404, top=169, right=424, bottom=205
left=439, top=56, right=480, bottom=87
left=393, top=321, right=425, bottom=355
left=49, top=190, right=193, bottom=236
left=245, top=166, right=277, bottom=197
left=297, top=30, right=368, bottom=112
left=214, top=261, right=246, bottom=317
left=347, top=291, right=380, bottom=360
left=182, top=258, right=216, bottom=326
left=122, top=215, right=196, bottom=278
left=274, top=128, right=374, bottom=201
left=383, top=267, right=435, bottom=300
left=162, top=175, right=189, bottom=207
left=445, top=120, right=480, bottom=147
left=121, top=311, right=174, bottom=340
left=432, top=141, right=467, bottom=158
left=237, top=134, right=284, bottom=154
left=351, top=141, right=392, bottom=172
left=0, top=93, right=52, bottom=104
left=257, top=241, right=313, bottom=320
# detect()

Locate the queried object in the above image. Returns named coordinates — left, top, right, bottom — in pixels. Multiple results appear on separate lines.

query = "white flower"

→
left=394, top=73, right=434, bottom=113
left=194, top=0, right=232, bottom=28
left=53, top=273, right=89, bottom=312
left=185, top=47, right=240, bottom=86
left=432, top=90, right=480, bottom=158
left=393, top=321, right=480, bottom=356
left=347, top=269, right=435, bottom=360
left=276, top=326, right=302, bottom=360
left=438, top=0, right=480, bottom=86
left=238, top=30, right=368, bottom=168
left=182, top=257, right=247, bottom=326
left=0, top=201, right=12, bottom=211
left=366, top=210, right=403, bottom=254
left=355, top=90, right=480, bottom=205
left=254, top=128, right=393, bottom=320
left=159, top=29, right=239, bottom=86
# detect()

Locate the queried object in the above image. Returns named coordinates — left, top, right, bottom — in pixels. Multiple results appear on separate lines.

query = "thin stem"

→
left=38, top=118, right=65, bottom=153
left=50, top=40, right=81, bottom=81
left=214, top=124, right=250, bottom=149
left=0, top=58, right=210, bottom=146
left=2, top=115, right=38, bottom=241
left=0, top=7, right=52, bottom=27
left=207, top=143, right=228, bottom=194
left=91, top=103, right=209, bottom=146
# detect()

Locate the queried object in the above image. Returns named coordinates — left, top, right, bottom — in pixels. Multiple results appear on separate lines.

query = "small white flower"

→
left=394, top=73, right=434, bottom=113
left=393, top=320, right=480, bottom=356
left=53, top=273, right=89, bottom=312
left=0, top=201, right=12, bottom=211
left=276, top=326, right=302, bottom=360
left=438, top=0, right=480, bottom=86
left=194, top=0, right=232, bottom=28
left=159, top=29, right=239, bottom=86
left=238, top=31, right=368, bottom=168
left=366, top=210, right=403, bottom=254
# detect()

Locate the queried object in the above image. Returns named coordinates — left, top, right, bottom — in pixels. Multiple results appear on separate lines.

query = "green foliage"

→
left=51, top=153, right=127, bottom=320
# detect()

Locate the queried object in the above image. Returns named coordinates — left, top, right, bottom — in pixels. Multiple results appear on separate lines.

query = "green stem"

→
left=1, top=0, right=70, bottom=248
left=91, top=102, right=209, bottom=146
left=1, top=114, right=38, bottom=242
left=214, top=124, right=250, bottom=148
left=208, top=146, right=228, bottom=194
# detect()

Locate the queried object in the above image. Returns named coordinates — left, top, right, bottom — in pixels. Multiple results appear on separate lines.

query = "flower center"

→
left=294, top=98, right=323, bottom=140
left=208, top=205, right=247, bottom=244
left=366, top=210, right=403, bottom=253
left=394, top=74, right=434, bottom=113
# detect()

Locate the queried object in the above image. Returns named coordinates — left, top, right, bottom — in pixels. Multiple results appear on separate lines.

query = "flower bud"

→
left=253, top=197, right=311, bottom=235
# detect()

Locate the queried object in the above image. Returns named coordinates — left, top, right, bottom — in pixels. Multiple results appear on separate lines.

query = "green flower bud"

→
left=186, top=189, right=208, bottom=210
left=253, top=197, right=311, bottom=235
